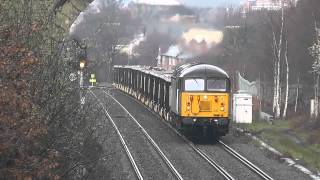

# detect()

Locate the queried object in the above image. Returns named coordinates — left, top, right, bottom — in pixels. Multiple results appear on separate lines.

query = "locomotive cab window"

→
left=185, top=78, right=205, bottom=91
left=207, top=79, right=227, bottom=92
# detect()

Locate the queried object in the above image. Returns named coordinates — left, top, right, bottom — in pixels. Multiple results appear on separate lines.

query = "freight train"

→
left=113, top=63, right=231, bottom=139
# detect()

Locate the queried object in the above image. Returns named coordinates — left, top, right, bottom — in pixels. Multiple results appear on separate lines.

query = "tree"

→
left=271, top=0, right=285, bottom=119
left=133, top=32, right=175, bottom=66
left=310, top=23, right=320, bottom=119
left=71, top=1, right=140, bottom=81
left=1, top=1, right=112, bottom=179
left=210, top=0, right=319, bottom=117
left=268, top=0, right=292, bottom=119
left=283, top=40, right=289, bottom=118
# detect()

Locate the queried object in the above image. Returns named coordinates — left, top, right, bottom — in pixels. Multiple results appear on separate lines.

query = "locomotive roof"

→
left=172, top=63, right=229, bottom=79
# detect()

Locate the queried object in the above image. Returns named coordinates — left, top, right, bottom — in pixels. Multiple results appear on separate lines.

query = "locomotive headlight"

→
left=186, top=102, right=191, bottom=111
left=204, top=95, right=207, bottom=99
left=79, top=59, right=86, bottom=69
left=221, top=107, right=225, bottom=111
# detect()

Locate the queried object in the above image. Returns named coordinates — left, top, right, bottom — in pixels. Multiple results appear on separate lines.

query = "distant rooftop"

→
left=162, top=45, right=194, bottom=59
left=132, top=0, right=181, bottom=6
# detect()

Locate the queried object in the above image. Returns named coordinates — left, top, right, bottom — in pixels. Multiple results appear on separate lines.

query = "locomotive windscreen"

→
left=207, top=79, right=227, bottom=92
left=184, top=78, right=205, bottom=91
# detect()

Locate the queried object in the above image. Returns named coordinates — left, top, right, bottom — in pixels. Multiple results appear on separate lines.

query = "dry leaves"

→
left=0, top=43, right=59, bottom=179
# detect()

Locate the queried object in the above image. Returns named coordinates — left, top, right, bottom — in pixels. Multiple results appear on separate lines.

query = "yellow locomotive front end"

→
left=181, top=92, right=229, bottom=118
left=169, top=63, right=231, bottom=138
left=180, top=78, right=231, bottom=137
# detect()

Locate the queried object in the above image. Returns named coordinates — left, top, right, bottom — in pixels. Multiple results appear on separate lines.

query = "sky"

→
left=125, top=0, right=242, bottom=8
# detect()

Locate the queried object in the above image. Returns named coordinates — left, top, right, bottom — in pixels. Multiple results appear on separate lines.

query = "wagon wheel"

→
left=175, top=116, right=183, bottom=131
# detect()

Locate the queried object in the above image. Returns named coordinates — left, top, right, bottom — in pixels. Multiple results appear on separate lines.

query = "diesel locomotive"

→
left=113, top=63, right=231, bottom=138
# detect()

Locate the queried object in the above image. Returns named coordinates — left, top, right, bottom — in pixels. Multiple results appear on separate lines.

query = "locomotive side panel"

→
left=169, top=78, right=178, bottom=114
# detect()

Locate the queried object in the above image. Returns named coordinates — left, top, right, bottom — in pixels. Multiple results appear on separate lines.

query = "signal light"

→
left=79, top=59, right=86, bottom=69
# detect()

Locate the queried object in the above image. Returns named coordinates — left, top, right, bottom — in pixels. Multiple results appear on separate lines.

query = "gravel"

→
left=197, top=143, right=261, bottom=180
left=89, top=85, right=312, bottom=180
left=109, top=89, right=244, bottom=179
left=86, top=92, right=135, bottom=180
left=94, top=90, right=174, bottom=180
left=220, top=129, right=312, bottom=180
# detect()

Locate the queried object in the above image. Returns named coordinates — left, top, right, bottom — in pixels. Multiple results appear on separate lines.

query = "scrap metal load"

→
left=113, top=63, right=232, bottom=138
left=113, top=65, right=172, bottom=118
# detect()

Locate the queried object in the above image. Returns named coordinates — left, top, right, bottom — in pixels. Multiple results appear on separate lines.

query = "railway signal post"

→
left=79, top=59, right=86, bottom=88
left=79, top=58, right=86, bottom=107
left=90, top=74, right=97, bottom=86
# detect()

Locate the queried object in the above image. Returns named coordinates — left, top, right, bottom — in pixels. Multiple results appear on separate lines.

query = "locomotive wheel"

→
left=165, top=112, right=170, bottom=122
left=170, top=113, right=182, bottom=131
left=169, top=113, right=174, bottom=125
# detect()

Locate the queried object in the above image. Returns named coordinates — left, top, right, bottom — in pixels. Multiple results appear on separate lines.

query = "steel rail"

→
left=218, top=140, right=274, bottom=180
left=89, top=90, right=144, bottom=180
left=103, top=91, right=184, bottom=180
left=113, top=89, right=246, bottom=180
left=106, top=90, right=238, bottom=180
left=187, top=142, right=235, bottom=180
left=153, top=113, right=235, bottom=180
left=117, top=88, right=274, bottom=180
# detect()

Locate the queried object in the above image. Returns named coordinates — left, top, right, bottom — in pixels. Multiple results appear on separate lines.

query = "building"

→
left=157, top=45, right=194, bottom=70
left=243, top=0, right=297, bottom=12
left=182, top=28, right=223, bottom=45
left=181, top=28, right=223, bottom=54
left=157, top=28, right=224, bottom=70
left=168, top=14, right=197, bottom=24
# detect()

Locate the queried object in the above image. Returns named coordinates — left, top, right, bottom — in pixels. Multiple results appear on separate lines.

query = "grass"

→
left=235, top=120, right=320, bottom=172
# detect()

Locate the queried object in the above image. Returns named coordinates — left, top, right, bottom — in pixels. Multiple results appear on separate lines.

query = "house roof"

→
left=133, top=0, right=180, bottom=6
left=163, top=45, right=180, bottom=57
left=162, top=45, right=195, bottom=59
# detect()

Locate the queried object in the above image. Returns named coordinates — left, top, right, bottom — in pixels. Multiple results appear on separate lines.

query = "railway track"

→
left=89, top=90, right=143, bottom=180
left=218, top=140, right=273, bottom=180
left=108, top=88, right=274, bottom=180
left=90, top=89, right=183, bottom=180
left=168, top=128, right=235, bottom=180
left=104, top=90, right=234, bottom=180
